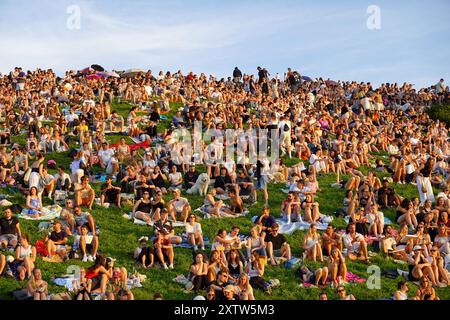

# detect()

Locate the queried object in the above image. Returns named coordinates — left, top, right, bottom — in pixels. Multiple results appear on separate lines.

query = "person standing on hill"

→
left=233, top=67, right=242, bottom=83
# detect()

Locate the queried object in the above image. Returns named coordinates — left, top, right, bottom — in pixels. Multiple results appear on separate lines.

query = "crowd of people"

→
left=0, top=64, right=449, bottom=300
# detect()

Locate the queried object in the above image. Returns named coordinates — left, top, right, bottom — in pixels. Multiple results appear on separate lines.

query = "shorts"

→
left=54, top=245, right=67, bottom=252
left=273, top=249, right=282, bottom=256
left=255, top=176, right=267, bottom=190
left=16, top=83, right=25, bottom=91
left=0, top=234, right=17, bottom=244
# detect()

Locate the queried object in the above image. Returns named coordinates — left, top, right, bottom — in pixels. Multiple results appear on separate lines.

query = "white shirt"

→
left=185, top=222, right=202, bottom=234
left=65, top=113, right=78, bottom=123
left=98, top=148, right=114, bottom=165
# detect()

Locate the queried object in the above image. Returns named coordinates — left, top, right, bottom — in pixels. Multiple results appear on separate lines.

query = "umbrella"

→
left=87, top=74, right=101, bottom=80
left=91, top=64, right=105, bottom=72
left=302, top=76, right=313, bottom=82
left=107, top=71, right=120, bottom=78
left=121, top=68, right=146, bottom=77
left=81, top=67, right=93, bottom=74
left=95, top=72, right=110, bottom=78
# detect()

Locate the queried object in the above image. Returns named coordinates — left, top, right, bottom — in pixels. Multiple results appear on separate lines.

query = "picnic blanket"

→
left=252, top=214, right=334, bottom=235
left=109, top=140, right=150, bottom=152
left=53, top=273, right=146, bottom=291
left=301, top=272, right=366, bottom=287
left=18, top=205, right=62, bottom=221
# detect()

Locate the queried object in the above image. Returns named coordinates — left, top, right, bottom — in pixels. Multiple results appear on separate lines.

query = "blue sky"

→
left=0, top=0, right=449, bottom=88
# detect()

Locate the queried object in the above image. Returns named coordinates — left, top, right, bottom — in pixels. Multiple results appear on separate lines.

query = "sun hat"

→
left=193, top=295, right=206, bottom=300
left=413, top=245, right=423, bottom=251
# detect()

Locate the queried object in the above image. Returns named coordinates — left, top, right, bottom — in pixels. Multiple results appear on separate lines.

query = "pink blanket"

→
left=302, top=272, right=366, bottom=287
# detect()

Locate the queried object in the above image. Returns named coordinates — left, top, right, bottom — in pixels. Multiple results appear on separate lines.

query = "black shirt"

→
left=265, top=233, right=287, bottom=251
left=0, top=216, right=19, bottom=235
left=214, top=175, right=232, bottom=190
left=259, top=215, right=276, bottom=229
left=154, top=220, right=173, bottom=235
left=49, top=230, right=68, bottom=243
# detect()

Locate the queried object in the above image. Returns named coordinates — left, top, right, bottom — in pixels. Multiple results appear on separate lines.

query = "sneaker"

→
left=169, top=264, right=174, bottom=270
left=162, top=264, right=169, bottom=270
left=200, top=246, right=205, bottom=251
left=87, top=255, right=94, bottom=262
left=193, top=245, right=198, bottom=251
left=73, top=253, right=80, bottom=259
left=82, top=254, right=88, bottom=262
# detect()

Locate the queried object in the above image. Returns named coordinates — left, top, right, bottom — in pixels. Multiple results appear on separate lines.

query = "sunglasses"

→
left=337, top=289, right=345, bottom=293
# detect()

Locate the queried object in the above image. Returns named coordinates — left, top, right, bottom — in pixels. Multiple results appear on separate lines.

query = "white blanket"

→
left=252, top=214, right=334, bottom=235
left=18, top=205, right=62, bottom=221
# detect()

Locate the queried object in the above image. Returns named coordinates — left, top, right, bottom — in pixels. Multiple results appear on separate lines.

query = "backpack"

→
left=283, top=123, right=290, bottom=132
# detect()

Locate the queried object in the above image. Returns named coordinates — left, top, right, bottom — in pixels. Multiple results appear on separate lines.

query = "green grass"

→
left=1, top=100, right=449, bottom=301
left=426, top=104, right=450, bottom=126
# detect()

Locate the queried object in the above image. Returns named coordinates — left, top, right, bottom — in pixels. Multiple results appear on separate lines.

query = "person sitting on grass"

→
left=14, top=234, right=36, bottom=281
left=168, top=188, right=191, bottom=223
left=45, top=221, right=68, bottom=260
left=0, top=207, right=21, bottom=250
left=322, top=225, right=342, bottom=256
left=59, top=199, right=75, bottom=237
left=168, top=165, right=183, bottom=191
left=134, top=236, right=154, bottom=269
left=85, top=255, right=113, bottom=296
left=27, top=268, right=48, bottom=300
left=377, top=179, right=402, bottom=208
left=132, top=190, right=153, bottom=225
left=79, top=224, right=99, bottom=263
left=301, top=194, right=321, bottom=223
left=343, top=222, right=369, bottom=262
left=108, top=110, right=124, bottom=133
left=328, top=247, right=347, bottom=287
left=153, top=230, right=174, bottom=270
left=189, top=252, right=209, bottom=292
left=246, top=252, right=272, bottom=295
left=281, top=192, right=301, bottom=224
left=154, top=209, right=182, bottom=245
left=298, top=265, right=329, bottom=287
left=75, top=175, right=95, bottom=211
left=246, top=226, right=267, bottom=261
left=185, top=214, right=205, bottom=251
left=256, top=206, right=276, bottom=234
left=393, top=280, right=416, bottom=300
left=336, top=285, right=355, bottom=300
left=100, top=176, right=121, bottom=208
left=0, top=253, right=6, bottom=276
left=266, top=223, right=291, bottom=266
left=415, top=276, right=440, bottom=300
left=302, top=223, right=323, bottom=262
left=25, top=186, right=43, bottom=217
left=38, top=166, right=55, bottom=200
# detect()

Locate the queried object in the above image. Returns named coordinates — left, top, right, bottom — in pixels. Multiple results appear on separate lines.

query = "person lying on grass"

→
left=298, top=265, right=328, bottom=287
